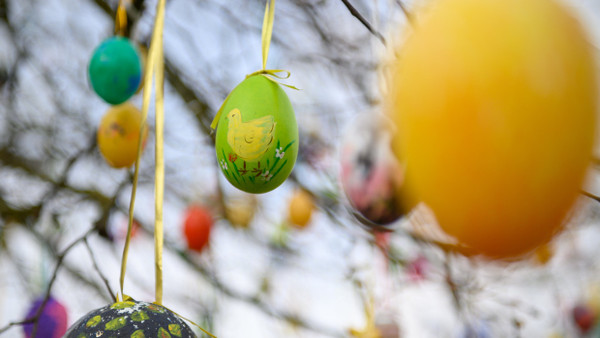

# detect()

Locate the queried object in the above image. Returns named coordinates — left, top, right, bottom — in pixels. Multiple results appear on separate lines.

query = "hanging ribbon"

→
left=152, top=0, right=166, bottom=305
left=115, top=0, right=127, bottom=36
left=119, top=0, right=165, bottom=305
left=210, top=0, right=298, bottom=130
left=261, top=0, right=275, bottom=71
left=114, top=1, right=217, bottom=336
left=349, top=293, right=380, bottom=338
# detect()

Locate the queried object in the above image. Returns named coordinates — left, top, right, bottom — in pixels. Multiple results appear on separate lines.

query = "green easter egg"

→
left=89, top=37, right=142, bottom=105
left=215, top=75, right=298, bottom=194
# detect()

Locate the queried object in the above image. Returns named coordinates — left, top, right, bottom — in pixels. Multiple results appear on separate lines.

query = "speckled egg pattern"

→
left=65, top=300, right=196, bottom=337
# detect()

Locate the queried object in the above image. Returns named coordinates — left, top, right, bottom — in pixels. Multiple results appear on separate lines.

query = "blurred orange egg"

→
left=386, top=0, right=597, bottom=258
left=288, top=189, right=314, bottom=228
left=97, top=103, right=148, bottom=168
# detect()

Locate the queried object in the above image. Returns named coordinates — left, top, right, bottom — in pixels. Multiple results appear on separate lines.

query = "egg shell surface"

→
left=387, top=0, right=597, bottom=258
left=65, top=300, right=196, bottom=337
left=97, top=103, right=148, bottom=168
left=215, top=75, right=298, bottom=194
left=23, top=296, right=68, bottom=338
left=89, top=36, right=142, bottom=105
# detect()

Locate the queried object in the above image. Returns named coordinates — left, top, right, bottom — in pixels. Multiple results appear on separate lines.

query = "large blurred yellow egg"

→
left=98, top=103, right=148, bottom=168
left=387, top=0, right=597, bottom=258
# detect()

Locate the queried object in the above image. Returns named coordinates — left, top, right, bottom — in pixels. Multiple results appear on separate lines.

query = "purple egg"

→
left=23, top=296, right=68, bottom=338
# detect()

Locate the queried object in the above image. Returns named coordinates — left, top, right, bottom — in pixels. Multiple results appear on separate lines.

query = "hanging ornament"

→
left=88, top=36, right=142, bottom=105
left=225, top=195, right=257, bottom=229
left=109, top=217, right=142, bottom=241
left=288, top=189, right=314, bottom=228
left=340, top=112, right=405, bottom=227
left=385, top=0, right=597, bottom=258
left=572, top=303, right=597, bottom=334
left=587, top=284, right=600, bottom=318
left=212, top=0, right=298, bottom=194
left=65, top=300, right=195, bottom=337
left=97, top=103, right=148, bottom=168
left=183, top=205, right=213, bottom=252
left=23, top=296, right=68, bottom=338
left=375, top=317, right=400, bottom=338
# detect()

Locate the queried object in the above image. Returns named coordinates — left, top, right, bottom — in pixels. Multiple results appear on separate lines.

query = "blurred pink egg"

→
left=340, top=112, right=405, bottom=226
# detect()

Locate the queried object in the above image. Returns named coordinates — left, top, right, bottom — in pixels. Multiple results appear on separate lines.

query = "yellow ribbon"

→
left=152, top=0, right=166, bottom=305
left=119, top=0, right=165, bottom=306
left=118, top=0, right=151, bottom=302
left=210, top=0, right=299, bottom=130
left=115, top=0, right=216, bottom=336
left=115, top=0, right=127, bottom=36
left=349, top=296, right=381, bottom=338
left=161, top=303, right=217, bottom=338
left=261, top=0, right=275, bottom=70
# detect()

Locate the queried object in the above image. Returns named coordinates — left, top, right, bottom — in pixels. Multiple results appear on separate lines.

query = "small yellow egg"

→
left=97, top=103, right=148, bottom=168
left=288, top=189, right=314, bottom=228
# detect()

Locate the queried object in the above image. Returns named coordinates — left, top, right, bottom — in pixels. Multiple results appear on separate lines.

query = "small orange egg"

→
left=288, top=189, right=314, bottom=228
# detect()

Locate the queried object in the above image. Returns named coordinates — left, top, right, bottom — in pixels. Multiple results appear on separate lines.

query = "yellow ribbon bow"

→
left=210, top=0, right=298, bottom=130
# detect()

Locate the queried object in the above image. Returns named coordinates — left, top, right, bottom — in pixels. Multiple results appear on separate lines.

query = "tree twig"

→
left=0, top=227, right=96, bottom=336
left=84, top=237, right=117, bottom=303
left=339, top=0, right=386, bottom=45
left=581, top=190, right=600, bottom=203
left=395, top=0, right=413, bottom=23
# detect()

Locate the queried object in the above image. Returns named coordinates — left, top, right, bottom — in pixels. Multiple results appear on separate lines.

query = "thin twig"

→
left=444, top=254, right=462, bottom=313
left=173, top=245, right=346, bottom=338
left=581, top=190, right=600, bottom=203
left=395, top=0, right=412, bottom=23
left=339, top=0, right=387, bottom=45
left=84, top=238, right=117, bottom=303
left=0, top=227, right=95, bottom=335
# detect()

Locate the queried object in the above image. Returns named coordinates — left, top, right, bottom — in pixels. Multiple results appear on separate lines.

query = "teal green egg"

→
left=64, top=300, right=196, bottom=337
left=89, top=37, right=142, bottom=105
left=215, top=75, right=298, bottom=194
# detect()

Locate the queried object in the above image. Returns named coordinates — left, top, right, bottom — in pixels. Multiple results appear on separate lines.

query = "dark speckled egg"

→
left=65, top=300, right=196, bottom=337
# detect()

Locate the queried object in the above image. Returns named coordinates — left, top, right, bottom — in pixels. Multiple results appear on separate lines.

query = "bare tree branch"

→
left=84, top=237, right=117, bottom=303
left=0, top=227, right=95, bottom=336
left=339, top=0, right=386, bottom=45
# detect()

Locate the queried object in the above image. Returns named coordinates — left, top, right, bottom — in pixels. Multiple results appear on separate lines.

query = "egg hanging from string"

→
left=183, top=205, right=213, bottom=252
left=23, top=295, right=68, bottom=338
left=65, top=300, right=196, bottom=337
left=385, top=0, right=597, bottom=258
left=215, top=74, right=298, bottom=194
left=340, top=112, right=405, bottom=227
left=225, top=195, right=257, bottom=229
left=97, top=103, right=148, bottom=168
left=89, top=36, right=142, bottom=105
left=288, top=189, right=314, bottom=228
